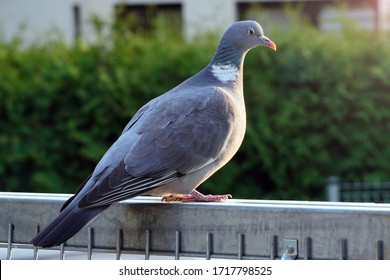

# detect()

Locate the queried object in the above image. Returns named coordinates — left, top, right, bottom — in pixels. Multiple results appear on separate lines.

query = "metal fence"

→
left=326, top=177, right=390, bottom=203
left=1, top=192, right=390, bottom=260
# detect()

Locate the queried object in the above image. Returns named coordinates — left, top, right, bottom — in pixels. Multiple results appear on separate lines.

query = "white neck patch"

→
left=211, top=64, right=239, bottom=83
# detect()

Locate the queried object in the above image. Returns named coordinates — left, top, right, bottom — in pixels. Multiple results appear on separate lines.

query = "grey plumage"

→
left=31, top=20, right=276, bottom=247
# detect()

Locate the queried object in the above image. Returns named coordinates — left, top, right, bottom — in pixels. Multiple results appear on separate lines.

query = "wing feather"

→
left=78, top=161, right=178, bottom=208
left=125, top=86, right=235, bottom=176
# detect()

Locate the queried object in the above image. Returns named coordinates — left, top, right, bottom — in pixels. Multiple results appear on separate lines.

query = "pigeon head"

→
left=223, top=20, right=276, bottom=52
left=209, top=20, right=276, bottom=83
left=211, top=20, right=276, bottom=66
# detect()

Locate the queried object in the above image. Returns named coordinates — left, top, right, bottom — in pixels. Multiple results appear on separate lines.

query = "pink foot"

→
left=162, top=190, right=232, bottom=202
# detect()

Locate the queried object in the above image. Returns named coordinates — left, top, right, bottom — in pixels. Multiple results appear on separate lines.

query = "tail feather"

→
left=31, top=205, right=108, bottom=247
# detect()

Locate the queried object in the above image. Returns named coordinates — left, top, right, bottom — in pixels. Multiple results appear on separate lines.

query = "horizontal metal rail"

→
left=1, top=192, right=390, bottom=260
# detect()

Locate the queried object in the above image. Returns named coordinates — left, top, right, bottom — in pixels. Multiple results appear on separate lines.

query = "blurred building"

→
left=0, top=0, right=389, bottom=44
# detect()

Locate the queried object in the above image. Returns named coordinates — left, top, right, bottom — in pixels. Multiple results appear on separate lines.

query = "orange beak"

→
left=260, top=35, right=277, bottom=51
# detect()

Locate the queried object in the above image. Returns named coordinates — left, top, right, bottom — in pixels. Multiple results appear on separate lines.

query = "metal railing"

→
left=1, top=192, right=390, bottom=260
left=326, top=177, right=390, bottom=203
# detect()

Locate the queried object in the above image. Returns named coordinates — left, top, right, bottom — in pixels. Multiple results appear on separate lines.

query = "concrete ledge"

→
left=1, top=192, right=390, bottom=259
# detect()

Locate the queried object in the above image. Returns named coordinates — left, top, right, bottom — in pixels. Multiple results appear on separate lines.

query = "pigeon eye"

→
left=247, top=28, right=255, bottom=35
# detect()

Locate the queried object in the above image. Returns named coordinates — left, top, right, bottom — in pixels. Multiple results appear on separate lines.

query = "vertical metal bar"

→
left=60, top=243, right=65, bottom=260
left=6, top=223, right=14, bottom=260
left=339, top=239, right=347, bottom=260
left=304, top=237, right=311, bottom=260
left=206, top=232, right=212, bottom=260
left=145, top=230, right=150, bottom=260
left=87, top=227, right=93, bottom=260
left=353, top=182, right=361, bottom=202
left=343, top=182, right=351, bottom=202
left=33, top=225, right=39, bottom=260
left=116, top=229, right=123, bottom=260
left=270, top=235, right=277, bottom=260
left=237, top=234, right=243, bottom=260
left=327, top=176, right=340, bottom=202
left=384, top=182, right=390, bottom=202
left=376, top=240, right=384, bottom=260
left=373, top=182, right=381, bottom=202
left=175, top=231, right=180, bottom=260
left=363, top=182, right=371, bottom=202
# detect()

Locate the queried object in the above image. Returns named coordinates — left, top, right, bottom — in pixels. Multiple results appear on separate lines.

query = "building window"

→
left=115, top=4, right=182, bottom=34
left=237, top=0, right=379, bottom=31
left=237, top=1, right=330, bottom=30
left=319, top=0, right=379, bottom=31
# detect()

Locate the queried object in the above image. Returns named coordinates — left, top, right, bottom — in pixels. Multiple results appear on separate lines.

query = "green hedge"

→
left=1, top=22, right=389, bottom=200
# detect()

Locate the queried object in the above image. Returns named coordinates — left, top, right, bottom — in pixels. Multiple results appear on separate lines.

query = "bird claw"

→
left=162, top=191, right=232, bottom=202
